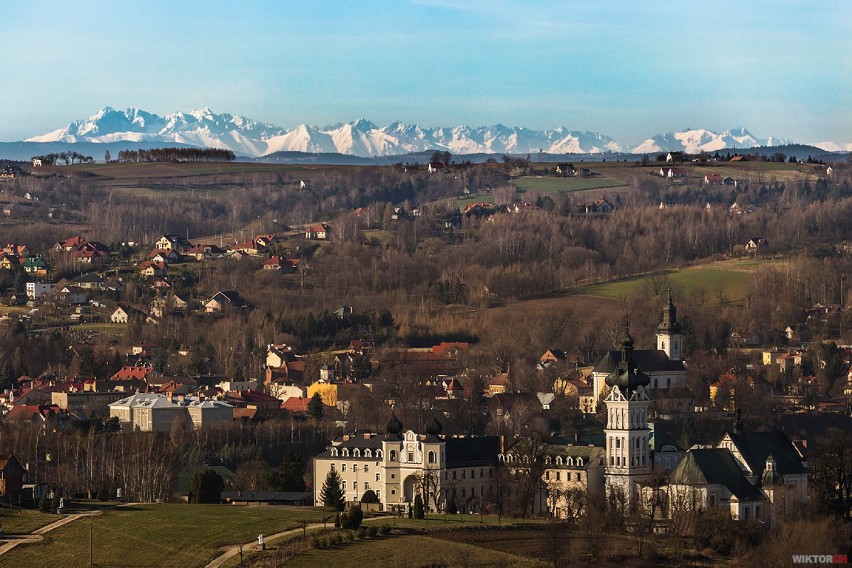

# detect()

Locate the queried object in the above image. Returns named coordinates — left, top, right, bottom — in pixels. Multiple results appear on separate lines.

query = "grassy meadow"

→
left=513, top=175, right=626, bottom=193
left=0, top=504, right=329, bottom=568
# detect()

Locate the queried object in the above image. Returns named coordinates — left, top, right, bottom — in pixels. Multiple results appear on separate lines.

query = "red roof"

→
left=282, top=397, right=310, bottom=412
left=111, top=366, right=157, bottom=380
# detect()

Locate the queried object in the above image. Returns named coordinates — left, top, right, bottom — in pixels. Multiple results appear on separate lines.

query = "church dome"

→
left=761, top=455, right=783, bottom=487
left=425, top=413, right=443, bottom=437
left=605, top=327, right=650, bottom=393
left=656, top=289, right=683, bottom=334
left=386, top=411, right=403, bottom=436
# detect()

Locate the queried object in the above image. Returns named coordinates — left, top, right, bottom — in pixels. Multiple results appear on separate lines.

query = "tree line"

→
left=115, top=147, right=236, bottom=163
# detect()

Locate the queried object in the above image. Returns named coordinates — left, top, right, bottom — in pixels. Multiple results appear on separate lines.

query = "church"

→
left=591, top=291, right=691, bottom=414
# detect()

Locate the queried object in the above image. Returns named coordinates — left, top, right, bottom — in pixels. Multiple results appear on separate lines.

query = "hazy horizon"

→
left=1, top=1, right=849, bottom=146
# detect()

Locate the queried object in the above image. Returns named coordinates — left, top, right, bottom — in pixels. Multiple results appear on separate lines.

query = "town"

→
left=0, top=151, right=848, bottom=566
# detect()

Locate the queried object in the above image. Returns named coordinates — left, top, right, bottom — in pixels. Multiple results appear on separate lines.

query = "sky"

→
left=1, top=0, right=849, bottom=146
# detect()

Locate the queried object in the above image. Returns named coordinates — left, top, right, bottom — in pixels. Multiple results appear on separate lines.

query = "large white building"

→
left=109, top=393, right=233, bottom=432
left=312, top=413, right=500, bottom=513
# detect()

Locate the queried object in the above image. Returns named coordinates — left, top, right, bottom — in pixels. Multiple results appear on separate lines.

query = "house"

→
left=204, top=290, right=246, bottom=313
left=149, top=248, right=179, bottom=264
left=0, top=455, right=26, bottom=502
left=427, top=161, right=445, bottom=173
left=659, top=167, right=687, bottom=179
left=704, top=173, right=722, bottom=185
left=262, top=255, right=289, bottom=271
left=138, top=260, right=168, bottom=278
left=73, top=273, right=103, bottom=290
left=154, top=234, right=193, bottom=252
left=149, top=293, right=189, bottom=318
left=4, top=244, right=30, bottom=257
left=586, top=199, right=614, bottom=214
left=305, top=223, right=330, bottom=240
left=231, top=240, right=265, bottom=256
left=745, top=238, right=769, bottom=255
left=184, top=244, right=225, bottom=260
left=666, top=152, right=683, bottom=163
left=110, top=304, right=145, bottom=324
left=26, top=282, right=54, bottom=300
left=254, top=234, right=277, bottom=248
left=555, top=163, right=576, bottom=176
left=57, top=285, right=88, bottom=306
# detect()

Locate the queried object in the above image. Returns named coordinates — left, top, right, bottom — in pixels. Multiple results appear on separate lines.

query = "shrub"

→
left=340, top=504, right=363, bottom=530
left=312, top=537, right=322, bottom=549
left=379, top=524, right=391, bottom=535
left=367, top=526, right=378, bottom=538
left=356, top=527, right=367, bottom=539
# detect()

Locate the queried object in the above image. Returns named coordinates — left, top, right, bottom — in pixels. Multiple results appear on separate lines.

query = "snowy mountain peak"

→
left=24, top=108, right=798, bottom=158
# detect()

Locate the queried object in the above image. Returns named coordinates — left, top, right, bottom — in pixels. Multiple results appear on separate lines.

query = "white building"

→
left=312, top=413, right=500, bottom=513
left=26, top=282, right=54, bottom=300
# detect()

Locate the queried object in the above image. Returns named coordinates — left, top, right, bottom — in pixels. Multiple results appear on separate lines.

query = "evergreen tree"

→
left=190, top=469, right=224, bottom=504
left=320, top=469, right=345, bottom=510
left=104, top=149, right=111, bottom=163
left=414, top=494, right=425, bottom=519
left=0, top=361, right=15, bottom=391
left=308, top=392, right=325, bottom=420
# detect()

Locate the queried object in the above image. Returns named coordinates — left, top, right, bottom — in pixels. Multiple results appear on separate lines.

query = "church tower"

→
left=604, top=328, right=653, bottom=508
left=656, top=289, right=683, bottom=361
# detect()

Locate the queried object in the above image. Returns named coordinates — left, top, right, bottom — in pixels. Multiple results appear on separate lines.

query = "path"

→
left=0, top=502, right=138, bottom=557
left=204, top=515, right=388, bottom=568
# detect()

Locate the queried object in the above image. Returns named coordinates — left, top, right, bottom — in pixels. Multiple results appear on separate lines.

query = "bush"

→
left=345, top=531, right=354, bottom=543
left=38, top=492, right=50, bottom=513
left=367, top=526, right=378, bottom=538
left=361, top=489, right=379, bottom=504
left=379, top=524, right=391, bottom=535
left=340, top=504, right=363, bottom=530
left=331, top=533, right=343, bottom=546
left=312, top=537, right=322, bottom=549
left=356, top=527, right=367, bottom=539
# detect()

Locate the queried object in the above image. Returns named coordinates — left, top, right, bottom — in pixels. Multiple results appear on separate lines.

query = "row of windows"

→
left=446, top=468, right=491, bottom=481
left=544, top=471, right=583, bottom=482
left=609, top=455, right=646, bottom=467
left=330, top=447, right=382, bottom=458
left=329, top=464, right=381, bottom=481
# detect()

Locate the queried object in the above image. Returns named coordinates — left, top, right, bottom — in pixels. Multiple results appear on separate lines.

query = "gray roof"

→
left=669, top=448, right=764, bottom=501
left=725, top=431, right=807, bottom=477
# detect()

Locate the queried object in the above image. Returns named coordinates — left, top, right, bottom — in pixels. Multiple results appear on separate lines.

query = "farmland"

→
left=514, top=175, right=626, bottom=193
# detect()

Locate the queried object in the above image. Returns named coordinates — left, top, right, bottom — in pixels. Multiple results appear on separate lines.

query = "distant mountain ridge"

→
left=17, top=106, right=844, bottom=158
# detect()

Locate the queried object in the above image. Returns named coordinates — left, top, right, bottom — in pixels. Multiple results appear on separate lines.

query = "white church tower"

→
left=604, top=328, right=653, bottom=508
left=656, top=289, right=683, bottom=361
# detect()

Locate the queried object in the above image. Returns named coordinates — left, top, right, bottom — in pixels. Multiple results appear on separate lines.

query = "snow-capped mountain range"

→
left=24, top=107, right=812, bottom=158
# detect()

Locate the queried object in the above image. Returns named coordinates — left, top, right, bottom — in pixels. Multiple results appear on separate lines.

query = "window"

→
left=376, top=473, right=380, bottom=481
left=331, top=463, right=336, bottom=471
left=365, top=449, right=372, bottom=458
left=353, top=481, right=357, bottom=491
left=452, top=471, right=457, bottom=480
left=365, top=482, right=370, bottom=490
left=408, top=452, right=414, bottom=462
left=428, top=451, right=436, bottom=464
left=461, top=489, right=466, bottom=498
left=666, top=378, right=671, bottom=389
left=390, top=474, right=395, bottom=479
left=331, top=448, right=338, bottom=457
left=376, top=491, right=380, bottom=500
left=364, top=465, right=369, bottom=473
left=616, top=439, right=621, bottom=449
left=342, top=481, right=347, bottom=490
left=556, top=471, right=561, bottom=481
left=462, top=471, right=466, bottom=479
left=376, top=450, right=383, bottom=459
left=575, top=472, right=581, bottom=481
left=390, top=450, right=397, bottom=461
left=342, top=448, right=349, bottom=457
left=342, top=464, right=347, bottom=472
left=545, top=471, right=550, bottom=480
left=353, top=449, right=360, bottom=457
left=653, top=379, right=658, bottom=389
left=391, top=489, right=396, bottom=495
left=480, top=469, right=484, bottom=478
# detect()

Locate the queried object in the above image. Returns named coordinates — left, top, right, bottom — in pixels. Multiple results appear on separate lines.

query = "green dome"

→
left=605, top=328, right=650, bottom=393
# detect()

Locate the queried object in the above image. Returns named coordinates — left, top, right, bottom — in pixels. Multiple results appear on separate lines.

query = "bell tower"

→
left=604, top=327, right=652, bottom=508
left=656, top=289, right=683, bottom=361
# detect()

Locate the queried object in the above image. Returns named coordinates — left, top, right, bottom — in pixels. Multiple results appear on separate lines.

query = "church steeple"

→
left=656, top=289, right=683, bottom=361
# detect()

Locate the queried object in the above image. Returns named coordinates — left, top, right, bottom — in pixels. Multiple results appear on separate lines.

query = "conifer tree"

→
left=320, top=469, right=345, bottom=511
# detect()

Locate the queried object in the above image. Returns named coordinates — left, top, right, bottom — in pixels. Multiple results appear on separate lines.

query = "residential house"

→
left=154, top=234, right=193, bottom=252
left=704, top=173, right=722, bottom=185
left=110, top=304, right=145, bottom=324
left=184, top=244, right=225, bottom=260
left=204, top=290, right=247, bottom=313
left=54, top=236, right=87, bottom=252
left=745, top=238, right=769, bottom=255
left=149, top=248, right=179, bottom=264
left=659, top=167, right=687, bottom=179
left=231, top=240, right=265, bottom=256
left=305, top=223, right=330, bottom=240
left=57, top=285, right=88, bottom=306
left=73, top=273, right=103, bottom=290
left=138, top=260, right=168, bottom=278
left=555, top=163, right=576, bottom=176
left=26, top=282, right=54, bottom=300
left=0, top=455, right=26, bottom=502
left=149, top=293, right=189, bottom=318
left=262, top=255, right=290, bottom=272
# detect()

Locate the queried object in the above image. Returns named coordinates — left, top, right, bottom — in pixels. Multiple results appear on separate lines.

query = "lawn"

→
left=0, top=509, right=58, bottom=535
left=581, top=268, right=751, bottom=303
left=513, top=175, right=625, bottom=193
left=0, top=504, right=329, bottom=568
left=282, top=534, right=544, bottom=568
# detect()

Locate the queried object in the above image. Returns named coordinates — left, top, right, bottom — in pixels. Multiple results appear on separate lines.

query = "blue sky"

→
left=1, top=0, right=849, bottom=145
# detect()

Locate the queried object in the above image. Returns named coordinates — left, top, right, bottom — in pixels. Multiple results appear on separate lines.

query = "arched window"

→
left=566, top=457, right=574, bottom=466
left=576, top=458, right=583, bottom=467
left=331, top=448, right=338, bottom=457
left=428, top=451, right=436, bottom=464
left=342, top=448, right=349, bottom=457
left=364, top=449, right=372, bottom=458
left=389, top=450, right=397, bottom=461
left=353, top=448, right=360, bottom=457
left=376, top=450, right=383, bottom=459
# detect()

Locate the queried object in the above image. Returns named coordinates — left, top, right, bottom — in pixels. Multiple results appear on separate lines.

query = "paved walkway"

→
left=204, top=516, right=388, bottom=568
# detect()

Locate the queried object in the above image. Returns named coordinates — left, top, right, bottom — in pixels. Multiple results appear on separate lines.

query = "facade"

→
left=312, top=413, right=499, bottom=513
left=52, top=391, right=125, bottom=415
left=186, top=399, right=234, bottom=428
left=109, top=393, right=185, bottom=432
left=602, top=329, right=653, bottom=507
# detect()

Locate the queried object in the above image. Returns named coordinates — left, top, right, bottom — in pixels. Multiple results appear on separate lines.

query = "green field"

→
left=581, top=267, right=752, bottom=303
left=0, top=509, right=58, bottom=535
left=0, top=504, right=328, bottom=568
left=282, top=533, right=543, bottom=568
left=513, top=175, right=626, bottom=193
